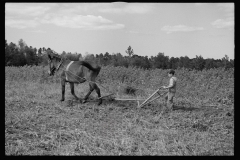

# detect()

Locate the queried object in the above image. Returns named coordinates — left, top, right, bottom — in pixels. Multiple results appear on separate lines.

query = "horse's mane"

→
left=52, top=53, right=62, bottom=61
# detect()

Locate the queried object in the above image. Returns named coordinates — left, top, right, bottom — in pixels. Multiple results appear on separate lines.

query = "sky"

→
left=5, top=3, right=234, bottom=60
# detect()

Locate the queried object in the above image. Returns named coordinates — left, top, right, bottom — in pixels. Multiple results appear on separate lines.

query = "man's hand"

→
left=162, top=86, right=167, bottom=89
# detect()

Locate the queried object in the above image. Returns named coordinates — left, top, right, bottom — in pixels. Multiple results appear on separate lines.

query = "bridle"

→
left=49, top=56, right=63, bottom=75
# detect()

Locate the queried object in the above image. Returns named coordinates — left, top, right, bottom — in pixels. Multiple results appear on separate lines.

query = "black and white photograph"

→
left=5, top=2, right=234, bottom=155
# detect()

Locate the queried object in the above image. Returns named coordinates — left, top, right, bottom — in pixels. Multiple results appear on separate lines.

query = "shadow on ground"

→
left=172, top=105, right=200, bottom=111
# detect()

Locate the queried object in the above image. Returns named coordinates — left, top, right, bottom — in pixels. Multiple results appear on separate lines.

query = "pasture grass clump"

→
left=5, top=65, right=234, bottom=155
left=123, top=86, right=137, bottom=96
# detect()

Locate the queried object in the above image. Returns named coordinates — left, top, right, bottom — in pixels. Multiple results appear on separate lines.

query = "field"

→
left=5, top=65, right=234, bottom=155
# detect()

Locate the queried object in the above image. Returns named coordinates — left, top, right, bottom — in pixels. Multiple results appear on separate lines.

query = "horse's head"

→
left=45, top=49, right=62, bottom=76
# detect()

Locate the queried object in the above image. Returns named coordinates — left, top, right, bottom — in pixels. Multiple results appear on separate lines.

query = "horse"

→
left=45, top=49, right=102, bottom=105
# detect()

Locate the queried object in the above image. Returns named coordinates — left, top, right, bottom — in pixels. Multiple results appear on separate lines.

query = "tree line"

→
left=5, top=39, right=234, bottom=70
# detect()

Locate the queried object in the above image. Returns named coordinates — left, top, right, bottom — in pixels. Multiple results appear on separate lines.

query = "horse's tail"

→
left=79, top=61, right=101, bottom=73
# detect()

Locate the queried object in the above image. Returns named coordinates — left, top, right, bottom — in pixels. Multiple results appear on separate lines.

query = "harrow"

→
left=98, top=87, right=168, bottom=108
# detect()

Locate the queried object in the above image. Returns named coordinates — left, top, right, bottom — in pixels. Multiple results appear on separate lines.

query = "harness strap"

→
left=65, top=61, right=74, bottom=81
left=56, top=58, right=63, bottom=71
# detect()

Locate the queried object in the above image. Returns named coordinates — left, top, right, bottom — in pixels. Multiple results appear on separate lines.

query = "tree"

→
left=212, top=59, right=222, bottom=68
left=125, top=46, right=134, bottom=57
left=5, top=38, right=234, bottom=69
left=229, top=59, right=234, bottom=68
left=102, top=52, right=111, bottom=66
left=5, top=40, right=8, bottom=49
left=153, top=52, right=169, bottom=69
left=141, top=56, right=151, bottom=69
left=222, top=54, right=230, bottom=69
left=78, top=53, right=83, bottom=61
left=116, top=53, right=128, bottom=67
left=18, top=39, right=27, bottom=51
left=33, top=47, right=37, bottom=54
left=204, top=58, right=214, bottom=69
left=24, top=46, right=38, bottom=65
left=61, top=51, right=67, bottom=58
left=96, top=53, right=104, bottom=65
left=193, top=55, right=205, bottom=70
left=5, top=41, right=11, bottom=65
left=6, top=40, right=28, bottom=66
left=178, top=56, right=190, bottom=68
left=6, top=42, right=18, bottom=66
left=84, top=53, right=95, bottom=64
left=168, top=57, right=179, bottom=69
left=38, top=48, right=42, bottom=57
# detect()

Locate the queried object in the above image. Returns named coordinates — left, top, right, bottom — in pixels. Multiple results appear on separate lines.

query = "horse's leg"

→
left=94, top=84, right=102, bottom=105
left=60, top=78, right=65, bottom=101
left=69, top=82, right=79, bottom=101
left=82, top=83, right=94, bottom=103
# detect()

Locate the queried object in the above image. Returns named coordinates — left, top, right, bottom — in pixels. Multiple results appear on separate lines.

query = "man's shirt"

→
left=167, top=76, right=177, bottom=93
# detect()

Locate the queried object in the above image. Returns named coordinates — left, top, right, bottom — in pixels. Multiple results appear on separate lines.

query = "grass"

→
left=5, top=66, right=234, bottom=155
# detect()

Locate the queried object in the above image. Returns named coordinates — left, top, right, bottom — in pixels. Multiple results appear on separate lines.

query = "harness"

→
left=65, top=61, right=74, bottom=81
left=56, top=58, right=64, bottom=71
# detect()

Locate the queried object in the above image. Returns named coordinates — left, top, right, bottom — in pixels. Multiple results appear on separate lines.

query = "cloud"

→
left=5, top=19, right=39, bottom=29
left=27, top=30, right=46, bottom=33
left=98, top=3, right=154, bottom=14
left=211, top=3, right=234, bottom=29
left=5, top=3, right=126, bottom=30
left=211, top=17, right=234, bottom=29
left=5, top=3, right=52, bottom=17
left=43, top=3, right=153, bottom=15
left=41, top=14, right=125, bottom=30
left=88, top=24, right=125, bottom=30
left=161, top=25, right=204, bottom=34
left=127, top=30, right=139, bottom=34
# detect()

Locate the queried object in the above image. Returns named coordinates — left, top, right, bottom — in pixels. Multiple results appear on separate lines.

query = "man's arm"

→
left=163, top=78, right=174, bottom=89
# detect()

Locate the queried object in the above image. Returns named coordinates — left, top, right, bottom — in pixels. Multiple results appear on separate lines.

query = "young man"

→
left=162, top=70, right=177, bottom=112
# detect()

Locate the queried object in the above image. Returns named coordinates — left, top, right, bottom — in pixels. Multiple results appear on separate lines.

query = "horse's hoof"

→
left=60, top=99, right=64, bottom=102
